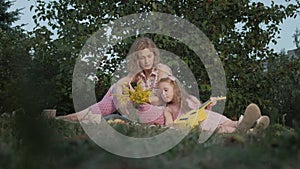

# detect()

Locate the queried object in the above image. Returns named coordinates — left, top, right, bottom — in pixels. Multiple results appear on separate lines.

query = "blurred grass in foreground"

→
left=0, top=115, right=299, bottom=169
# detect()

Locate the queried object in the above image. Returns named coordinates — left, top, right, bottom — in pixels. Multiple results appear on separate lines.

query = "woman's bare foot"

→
left=56, top=108, right=90, bottom=122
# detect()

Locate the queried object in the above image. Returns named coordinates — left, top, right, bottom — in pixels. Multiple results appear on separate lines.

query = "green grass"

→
left=0, top=115, right=299, bottom=169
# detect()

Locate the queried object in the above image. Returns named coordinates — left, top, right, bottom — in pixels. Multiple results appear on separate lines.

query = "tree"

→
left=293, top=27, right=300, bottom=48
left=266, top=50, right=300, bottom=126
left=0, top=0, right=31, bottom=114
left=30, top=0, right=300, bottom=124
left=0, top=0, right=22, bottom=30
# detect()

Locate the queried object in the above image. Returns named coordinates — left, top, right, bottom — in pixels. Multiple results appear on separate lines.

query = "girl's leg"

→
left=200, top=103, right=263, bottom=134
left=248, top=115, right=270, bottom=134
left=217, top=126, right=237, bottom=133
left=215, top=103, right=264, bottom=134
left=237, top=103, right=261, bottom=132
left=200, top=110, right=238, bottom=134
left=217, top=119, right=239, bottom=133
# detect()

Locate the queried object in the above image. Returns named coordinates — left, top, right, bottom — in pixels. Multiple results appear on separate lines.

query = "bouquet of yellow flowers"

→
left=116, top=81, right=152, bottom=108
left=128, top=82, right=151, bottom=106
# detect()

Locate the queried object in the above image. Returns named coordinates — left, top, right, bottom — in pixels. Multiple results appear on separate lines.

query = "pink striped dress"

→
left=89, top=65, right=166, bottom=119
left=140, top=97, right=238, bottom=133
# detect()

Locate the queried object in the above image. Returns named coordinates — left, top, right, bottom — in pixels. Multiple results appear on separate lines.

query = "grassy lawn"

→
left=0, top=115, right=299, bottom=169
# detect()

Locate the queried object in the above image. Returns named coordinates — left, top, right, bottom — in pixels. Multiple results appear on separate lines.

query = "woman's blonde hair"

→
left=126, top=37, right=160, bottom=74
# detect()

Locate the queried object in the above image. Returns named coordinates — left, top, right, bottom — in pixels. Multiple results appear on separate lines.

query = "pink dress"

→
left=89, top=64, right=237, bottom=133
left=136, top=103, right=165, bottom=125
left=200, top=110, right=238, bottom=133
left=89, top=84, right=117, bottom=116
left=184, top=98, right=238, bottom=133
left=141, top=98, right=238, bottom=133
left=89, top=66, right=163, bottom=117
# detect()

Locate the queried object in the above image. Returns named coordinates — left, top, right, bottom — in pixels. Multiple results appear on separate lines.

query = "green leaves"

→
left=9, top=0, right=300, bottom=126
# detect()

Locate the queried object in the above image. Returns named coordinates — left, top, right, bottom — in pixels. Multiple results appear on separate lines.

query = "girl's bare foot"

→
left=248, top=115, right=270, bottom=134
left=237, top=103, right=261, bottom=132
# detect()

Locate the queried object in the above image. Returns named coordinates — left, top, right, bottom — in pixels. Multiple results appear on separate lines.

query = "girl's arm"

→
left=164, top=107, right=174, bottom=126
left=187, top=95, right=201, bottom=109
left=187, top=95, right=218, bottom=110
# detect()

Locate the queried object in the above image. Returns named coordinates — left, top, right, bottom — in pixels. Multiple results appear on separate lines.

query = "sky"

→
left=10, top=0, right=300, bottom=53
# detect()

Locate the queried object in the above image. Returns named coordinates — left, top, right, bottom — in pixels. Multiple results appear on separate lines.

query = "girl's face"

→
left=158, top=81, right=174, bottom=103
left=137, top=48, right=155, bottom=70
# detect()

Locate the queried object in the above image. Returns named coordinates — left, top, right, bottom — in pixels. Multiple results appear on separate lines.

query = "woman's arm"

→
left=114, top=75, right=132, bottom=95
left=113, top=75, right=134, bottom=115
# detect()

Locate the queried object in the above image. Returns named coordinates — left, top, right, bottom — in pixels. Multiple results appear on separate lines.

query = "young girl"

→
left=156, top=76, right=270, bottom=134
left=57, top=37, right=173, bottom=122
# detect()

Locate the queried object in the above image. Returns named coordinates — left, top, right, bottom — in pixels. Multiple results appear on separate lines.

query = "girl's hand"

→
left=210, top=97, right=217, bottom=106
left=206, top=97, right=217, bottom=110
left=165, top=120, right=173, bottom=127
left=164, top=107, right=174, bottom=127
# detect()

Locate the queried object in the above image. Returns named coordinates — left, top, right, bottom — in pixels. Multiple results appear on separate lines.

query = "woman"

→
left=57, top=37, right=172, bottom=122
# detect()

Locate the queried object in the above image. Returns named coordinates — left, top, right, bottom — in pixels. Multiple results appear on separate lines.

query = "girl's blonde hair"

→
left=158, top=77, right=192, bottom=113
left=126, top=37, right=160, bottom=74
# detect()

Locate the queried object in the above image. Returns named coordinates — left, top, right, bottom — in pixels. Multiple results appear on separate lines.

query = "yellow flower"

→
left=114, top=81, right=151, bottom=107
left=128, top=81, right=151, bottom=106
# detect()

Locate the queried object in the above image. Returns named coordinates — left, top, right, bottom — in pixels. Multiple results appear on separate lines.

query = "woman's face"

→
left=137, top=48, right=155, bottom=70
left=158, top=81, right=174, bottom=103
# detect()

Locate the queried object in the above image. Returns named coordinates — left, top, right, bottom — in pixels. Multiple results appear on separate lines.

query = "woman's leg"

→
left=56, top=107, right=90, bottom=121
left=89, top=84, right=117, bottom=116
left=136, top=103, right=165, bottom=125
left=57, top=84, right=117, bottom=121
